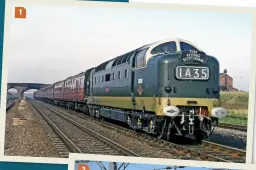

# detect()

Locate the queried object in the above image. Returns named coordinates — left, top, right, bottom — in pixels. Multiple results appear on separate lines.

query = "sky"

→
left=6, top=3, right=253, bottom=91
left=74, top=161, right=238, bottom=170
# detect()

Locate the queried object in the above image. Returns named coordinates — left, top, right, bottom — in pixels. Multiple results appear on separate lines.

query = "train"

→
left=7, top=92, right=17, bottom=109
left=34, top=38, right=227, bottom=142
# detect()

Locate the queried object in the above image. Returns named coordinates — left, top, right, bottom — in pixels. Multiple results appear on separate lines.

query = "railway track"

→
left=35, top=100, right=246, bottom=163
left=199, top=141, right=246, bottom=162
left=29, top=100, right=140, bottom=157
left=218, top=123, right=247, bottom=132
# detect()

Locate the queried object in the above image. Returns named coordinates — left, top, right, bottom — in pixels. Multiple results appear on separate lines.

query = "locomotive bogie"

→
left=85, top=99, right=217, bottom=141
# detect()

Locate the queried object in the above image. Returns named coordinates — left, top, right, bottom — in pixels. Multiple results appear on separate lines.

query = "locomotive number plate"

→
left=176, top=66, right=209, bottom=80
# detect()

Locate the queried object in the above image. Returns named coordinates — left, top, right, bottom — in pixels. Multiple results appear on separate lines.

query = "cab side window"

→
left=135, top=49, right=147, bottom=68
left=151, top=42, right=176, bottom=55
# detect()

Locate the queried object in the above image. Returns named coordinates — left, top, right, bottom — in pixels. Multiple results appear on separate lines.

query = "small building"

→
left=219, top=69, right=235, bottom=91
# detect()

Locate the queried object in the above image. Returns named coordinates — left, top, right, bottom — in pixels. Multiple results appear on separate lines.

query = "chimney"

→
left=224, top=69, right=227, bottom=91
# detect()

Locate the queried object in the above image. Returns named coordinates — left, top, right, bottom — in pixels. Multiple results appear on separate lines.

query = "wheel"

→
left=89, top=108, right=95, bottom=117
left=126, top=116, right=132, bottom=127
left=95, top=110, right=100, bottom=118
left=157, top=121, right=167, bottom=140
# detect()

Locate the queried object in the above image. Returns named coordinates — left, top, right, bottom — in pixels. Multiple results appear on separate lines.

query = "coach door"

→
left=89, top=69, right=95, bottom=103
left=83, top=69, right=93, bottom=102
left=85, top=80, right=90, bottom=98
left=84, top=71, right=90, bottom=99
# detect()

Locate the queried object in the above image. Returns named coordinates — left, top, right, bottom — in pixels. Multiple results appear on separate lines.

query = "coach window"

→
left=151, top=42, right=176, bottom=55
left=135, top=49, right=147, bottom=68
left=180, top=42, right=198, bottom=51
left=94, top=77, right=96, bottom=84
left=76, top=80, right=79, bottom=89
left=80, top=78, right=83, bottom=88
left=102, top=75, right=104, bottom=82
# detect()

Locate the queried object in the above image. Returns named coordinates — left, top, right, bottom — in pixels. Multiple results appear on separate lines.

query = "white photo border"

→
left=68, top=153, right=254, bottom=170
left=0, top=0, right=255, bottom=167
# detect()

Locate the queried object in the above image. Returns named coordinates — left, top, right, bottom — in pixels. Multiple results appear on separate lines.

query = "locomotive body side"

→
left=86, top=38, right=227, bottom=141
left=89, top=58, right=132, bottom=109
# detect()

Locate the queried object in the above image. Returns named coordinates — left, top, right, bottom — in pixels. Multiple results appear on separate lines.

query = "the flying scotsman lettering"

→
left=180, top=50, right=208, bottom=64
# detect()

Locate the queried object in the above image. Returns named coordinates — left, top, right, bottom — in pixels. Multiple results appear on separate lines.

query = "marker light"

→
left=211, top=107, right=227, bottom=118
left=163, top=106, right=180, bottom=117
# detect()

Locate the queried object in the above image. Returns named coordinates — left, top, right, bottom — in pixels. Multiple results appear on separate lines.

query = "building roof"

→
left=219, top=73, right=225, bottom=77
left=219, top=73, right=233, bottom=79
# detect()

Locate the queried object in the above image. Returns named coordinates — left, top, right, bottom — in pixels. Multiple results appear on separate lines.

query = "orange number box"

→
left=78, top=164, right=90, bottom=170
left=15, top=7, right=26, bottom=19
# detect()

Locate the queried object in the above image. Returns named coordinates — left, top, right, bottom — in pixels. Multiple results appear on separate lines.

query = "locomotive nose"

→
left=211, top=107, right=227, bottom=118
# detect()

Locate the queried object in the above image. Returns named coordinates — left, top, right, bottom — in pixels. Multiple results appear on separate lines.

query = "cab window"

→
left=151, top=42, right=176, bottom=55
left=135, top=49, right=147, bottom=68
left=180, top=42, right=198, bottom=51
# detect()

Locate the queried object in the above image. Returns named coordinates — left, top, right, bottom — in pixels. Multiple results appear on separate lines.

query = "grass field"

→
left=219, top=91, right=248, bottom=125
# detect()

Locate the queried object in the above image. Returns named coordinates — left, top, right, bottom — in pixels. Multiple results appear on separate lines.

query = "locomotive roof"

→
left=37, top=38, right=203, bottom=93
left=94, top=38, right=203, bottom=72
left=143, top=38, right=203, bottom=63
left=94, top=43, right=152, bottom=72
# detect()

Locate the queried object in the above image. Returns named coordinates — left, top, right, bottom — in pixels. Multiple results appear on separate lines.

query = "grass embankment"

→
left=219, top=91, right=248, bottom=125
